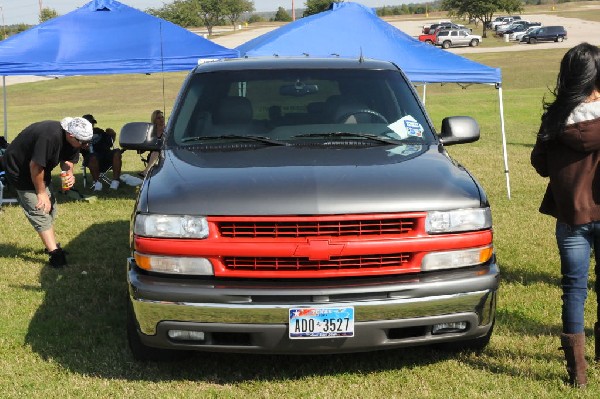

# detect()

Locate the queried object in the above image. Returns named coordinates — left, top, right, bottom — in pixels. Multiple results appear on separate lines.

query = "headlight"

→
left=134, top=214, right=209, bottom=238
left=425, top=208, right=492, bottom=234
left=134, top=252, right=214, bottom=275
left=422, top=245, right=493, bottom=271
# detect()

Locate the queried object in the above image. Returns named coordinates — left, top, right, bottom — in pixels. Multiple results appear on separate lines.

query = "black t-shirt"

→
left=81, top=127, right=114, bottom=160
left=3, top=120, right=80, bottom=190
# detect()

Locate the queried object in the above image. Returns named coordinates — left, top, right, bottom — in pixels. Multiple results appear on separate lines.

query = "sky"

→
left=0, top=0, right=411, bottom=26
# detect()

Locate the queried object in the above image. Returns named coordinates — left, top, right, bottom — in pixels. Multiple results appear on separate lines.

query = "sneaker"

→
left=92, top=180, right=103, bottom=191
left=48, top=247, right=67, bottom=268
left=110, top=180, right=120, bottom=190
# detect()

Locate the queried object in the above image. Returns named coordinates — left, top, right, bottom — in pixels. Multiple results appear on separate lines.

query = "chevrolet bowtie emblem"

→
left=293, top=239, right=345, bottom=261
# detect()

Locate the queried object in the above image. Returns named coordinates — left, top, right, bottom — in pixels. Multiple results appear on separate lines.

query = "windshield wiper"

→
left=181, top=135, right=288, bottom=146
left=292, top=132, right=404, bottom=145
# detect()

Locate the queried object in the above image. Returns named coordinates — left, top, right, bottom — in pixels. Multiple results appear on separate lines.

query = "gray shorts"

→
left=16, top=187, right=57, bottom=232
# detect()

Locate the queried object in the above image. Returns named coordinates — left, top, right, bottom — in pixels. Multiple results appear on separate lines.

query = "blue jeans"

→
left=555, top=221, right=600, bottom=333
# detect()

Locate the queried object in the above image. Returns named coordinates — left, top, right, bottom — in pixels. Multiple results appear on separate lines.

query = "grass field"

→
left=2, top=45, right=600, bottom=397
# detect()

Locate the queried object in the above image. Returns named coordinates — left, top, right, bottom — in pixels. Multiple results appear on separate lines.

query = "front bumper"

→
left=128, top=258, right=499, bottom=354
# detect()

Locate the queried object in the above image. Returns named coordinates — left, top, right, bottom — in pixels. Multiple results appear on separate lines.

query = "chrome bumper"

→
left=128, top=259, right=499, bottom=354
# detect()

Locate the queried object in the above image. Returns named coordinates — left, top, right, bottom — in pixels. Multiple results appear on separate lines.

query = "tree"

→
left=222, top=0, right=254, bottom=29
left=146, top=0, right=202, bottom=27
left=303, top=0, right=344, bottom=17
left=147, top=0, right=256, bottom=34
left=273, top=6, right=292, bottom=22
left=441, top=0, right=521, bottom=38
left=39, top=7, right=58, bottom=23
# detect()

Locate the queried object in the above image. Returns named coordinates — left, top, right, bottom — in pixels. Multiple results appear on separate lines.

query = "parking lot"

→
left=210, top=10, right=600, bottom=55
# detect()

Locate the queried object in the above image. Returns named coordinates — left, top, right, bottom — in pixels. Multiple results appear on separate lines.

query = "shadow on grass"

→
left=21, top=220, right=570, bottom=384
left=0, top=243, right=45, bottom=263
left=499, top=260, right=562, bottom=287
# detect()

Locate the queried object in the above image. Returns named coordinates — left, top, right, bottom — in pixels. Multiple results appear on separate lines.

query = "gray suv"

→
left=120, top=57, right=499, bottom=360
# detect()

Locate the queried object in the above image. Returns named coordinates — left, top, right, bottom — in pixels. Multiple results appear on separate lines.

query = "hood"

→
left=138, top=144, right=483, bottom=215
left=562, top=101, right=600, bottom=152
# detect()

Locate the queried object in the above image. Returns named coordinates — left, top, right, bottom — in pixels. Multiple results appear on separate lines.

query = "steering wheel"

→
left=336, top=109, right=388, bottom=124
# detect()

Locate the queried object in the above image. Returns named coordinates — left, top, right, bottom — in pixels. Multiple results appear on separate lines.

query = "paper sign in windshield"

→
left=388, top=115, right=424, bottom=139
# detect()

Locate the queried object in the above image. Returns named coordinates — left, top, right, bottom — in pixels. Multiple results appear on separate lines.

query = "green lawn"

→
left=2, top=46, right=600, bottom=398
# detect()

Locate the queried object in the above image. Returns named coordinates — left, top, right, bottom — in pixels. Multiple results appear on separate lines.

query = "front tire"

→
left=529, top=37, right=537, bottom=44
left=469, top=39, right=479, bottom=47
left=557, top=36, right=564, bottom=42
left=442, top=41, right=451, bottom=49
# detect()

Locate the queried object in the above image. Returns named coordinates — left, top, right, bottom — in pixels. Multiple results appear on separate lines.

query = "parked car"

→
left=502, top=22, right=542, bottom=37
left=425, top=22, right=465, bottom=35
left=492, top=16, right=521, bottom=31
left=418, top=26, right=448, bottom=45
left=495, top=20, right=529, bottom=36
left=510, top=25, right=539, bottom=41
left=436, top=29, right=482, bottom=49
left=422, top=20, right=451, bottom=34
left=487, top=16, right=508, bottom=29
left=520, top=25, right=567, bottom=44
left=119, top=56, right=498, bottom=360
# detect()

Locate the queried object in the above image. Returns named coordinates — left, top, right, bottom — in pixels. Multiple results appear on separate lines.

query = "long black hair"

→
left=540, top=42, right=600, bottom=141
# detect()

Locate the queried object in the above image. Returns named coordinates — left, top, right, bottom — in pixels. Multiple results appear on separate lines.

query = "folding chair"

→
left=81, top=162, right=112, bottom=188
left=0, top=170, right=18, bottom=209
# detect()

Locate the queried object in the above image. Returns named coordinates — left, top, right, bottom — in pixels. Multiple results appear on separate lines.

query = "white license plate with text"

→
left=289, top=307, right=354, bottom=339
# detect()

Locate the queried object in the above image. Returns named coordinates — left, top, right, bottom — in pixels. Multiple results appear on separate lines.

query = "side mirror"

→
left=119, top=122, right=161, bottom=151
left=439, top=116, right=480, bottom=146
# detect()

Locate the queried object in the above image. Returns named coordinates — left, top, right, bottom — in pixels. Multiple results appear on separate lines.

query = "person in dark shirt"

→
left=80, top=114, right=122, bottom=191
left=2, top=117, right=92, bottom=268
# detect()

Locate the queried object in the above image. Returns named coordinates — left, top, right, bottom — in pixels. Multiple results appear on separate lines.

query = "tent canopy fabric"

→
left=236, top=2, right=501, bottom=84
left=0, top=0, right=238, bottom=76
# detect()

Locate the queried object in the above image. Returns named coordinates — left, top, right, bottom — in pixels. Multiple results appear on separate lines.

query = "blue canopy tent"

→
left=237, top=2, right=510, bottom=198
left=0, top=0, right=238, bottom=138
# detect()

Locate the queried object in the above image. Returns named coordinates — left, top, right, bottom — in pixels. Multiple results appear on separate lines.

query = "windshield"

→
left=170, top=67, right=435, bottom=147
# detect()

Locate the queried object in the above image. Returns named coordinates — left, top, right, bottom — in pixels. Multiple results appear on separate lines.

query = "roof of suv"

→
left=194, top=57, right=400, bottom=73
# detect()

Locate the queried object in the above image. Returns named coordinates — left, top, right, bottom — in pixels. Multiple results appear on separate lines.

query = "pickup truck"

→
left=120, top=56, right=499, bottom=360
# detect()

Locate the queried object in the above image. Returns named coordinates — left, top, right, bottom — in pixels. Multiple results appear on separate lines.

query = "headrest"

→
left=215, top=97, right=253, bottom=124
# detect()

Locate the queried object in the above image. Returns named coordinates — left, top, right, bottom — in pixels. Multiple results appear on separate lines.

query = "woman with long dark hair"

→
left=532, top=42, right=600, bottom=387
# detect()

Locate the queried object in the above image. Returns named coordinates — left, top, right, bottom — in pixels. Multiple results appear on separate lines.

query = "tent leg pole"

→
left=2, top=75, right=7, bottom=141
left=498, top=85, right=510, bottom=199
left=422, top=84, right=426, bottom=104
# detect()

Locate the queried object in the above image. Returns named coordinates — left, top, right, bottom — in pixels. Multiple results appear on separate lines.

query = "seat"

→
left=81, top=162, right=112, bottom=188
left=211, top=96, right=258, bottom=135
left=0, top=170, right=18, bottom=209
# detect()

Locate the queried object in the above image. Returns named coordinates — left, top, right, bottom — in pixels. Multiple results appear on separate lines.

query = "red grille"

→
left=224, top=253, right=412, bottom=271
left=218, top=218, right=417, bottom=238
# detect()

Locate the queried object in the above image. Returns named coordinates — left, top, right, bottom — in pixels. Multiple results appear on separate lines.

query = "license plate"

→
left=289, top=307, right=354, bottom=339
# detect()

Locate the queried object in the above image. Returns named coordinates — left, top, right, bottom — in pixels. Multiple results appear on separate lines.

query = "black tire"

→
left=126, top=298, right=191, bottom=362
left=557, top=36, right=564, bottom=42
left=529, top=37, right=537, bottom=44
left=469, top=39, right=479, bottom=47
left=442, top=41, right=451, bottom=49
left=425, top=39, right=433, bottom=45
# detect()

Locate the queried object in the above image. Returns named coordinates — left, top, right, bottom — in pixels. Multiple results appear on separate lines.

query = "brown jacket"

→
left=531, top=116, right=600, bottom=225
